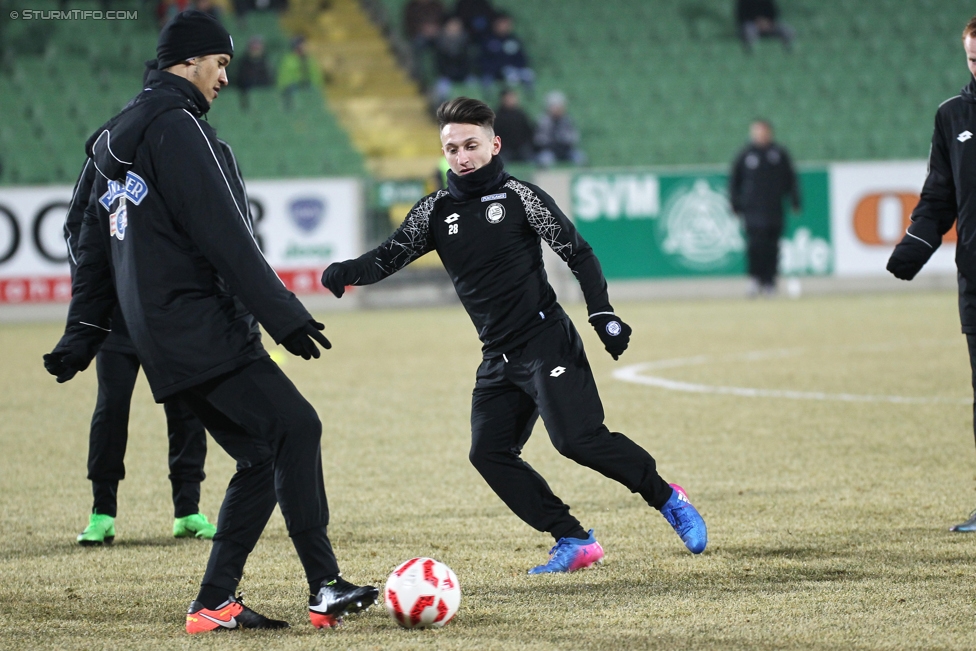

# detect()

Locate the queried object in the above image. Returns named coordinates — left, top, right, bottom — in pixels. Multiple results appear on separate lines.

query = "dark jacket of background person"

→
left=494, top=95, right=535, bottom=162
left=890, top=77, right=976, bottom=283
left=435, top=18, right=474, bottom=82
left=454, top=0, right=495, bottom=41
left=729, top=142, right=800, bottom=228
left=63, top=159, right=137, bottom=356
left=736, top=0, right=778, bottom=23
left=56, top=69, right=310, bottom=402
left=480, top=25, right=529, bottom=80
left=403, top=0, right=445, bottom=39
left=234, top=40, right=274, bottom=91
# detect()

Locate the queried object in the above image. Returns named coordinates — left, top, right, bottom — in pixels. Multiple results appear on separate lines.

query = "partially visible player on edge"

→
left=887, top=14, right=976, bottom=532
left=65, top=144, right=217, bottom=547
left=44, top=11, right=377, bottom=632
left=322, top=97, right=707, bottom=574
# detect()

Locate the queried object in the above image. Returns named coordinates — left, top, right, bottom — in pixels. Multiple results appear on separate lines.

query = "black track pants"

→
left=958, top=273, right=976, bottom=451
left=966, top=334, right=976, bottom=451
left=745, top=224, right=782, bottom=286
left=178, top=357, right=339, bottom=597
left=469, top=319, right=673, bottom=540
left=87, top=349, right=207, bottom=518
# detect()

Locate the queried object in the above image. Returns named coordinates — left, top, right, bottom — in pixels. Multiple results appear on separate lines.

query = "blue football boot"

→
left=527, top=529, right=605, bottom=575
left=661, top=484, right=707, bottom=554
left=950, top=510, right=976, bottom=532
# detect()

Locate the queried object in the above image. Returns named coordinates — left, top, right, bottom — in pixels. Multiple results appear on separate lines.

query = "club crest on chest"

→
left=485, top=202, right=506, bottom=224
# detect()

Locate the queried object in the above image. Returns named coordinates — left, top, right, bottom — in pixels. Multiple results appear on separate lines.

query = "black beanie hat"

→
left=156, top=10, right=234, bottom=70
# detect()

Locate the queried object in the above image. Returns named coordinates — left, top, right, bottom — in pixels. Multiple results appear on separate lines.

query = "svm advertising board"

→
left=0, top=178, right=362, bottom=303
left=571, top=169, right=831, bottom=279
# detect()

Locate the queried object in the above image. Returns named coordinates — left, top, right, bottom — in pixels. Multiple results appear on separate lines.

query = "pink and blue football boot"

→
left=661, top=483, right=707, bottom=554
left=528, top=529, right=604, bottom=575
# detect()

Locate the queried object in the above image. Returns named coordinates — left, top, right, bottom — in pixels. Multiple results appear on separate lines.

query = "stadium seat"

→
left=0, top=6, right=363, bottom=185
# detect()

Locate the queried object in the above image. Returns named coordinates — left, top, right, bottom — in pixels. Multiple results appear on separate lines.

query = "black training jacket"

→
left=342, top=156, right=613, bottom=355
left=64, top=158, right=136, bottom=355
left=907, top=76, right=976, bottom=283
left=55, top=70, right=309, bottom=401
left=729, top=142, right=800, bottom=228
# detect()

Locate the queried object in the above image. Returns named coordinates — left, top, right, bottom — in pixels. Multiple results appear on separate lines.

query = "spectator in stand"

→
left=231, top=0, right=290, bottom=25
left=277, top=36, right=323, bottom=110
left=433, top=16, right=477, bottom=104
left=404, top=0, right=446, bottom=46
left=480, top=12, right=534, bottom=96
left=194, top=0, right=222, bottom=21
left=157, top=0, right=191, bottom=28
left=403, top=0, right=445, bottom=86
left=494, top=88, right=535, bottom=163
left=454, top=0, right=495, bottom=42
left=235, top=35, right=274, bottom=110
left=736, top=0, right=794, bottom=52
left=535, top=91, right=586, bottom=167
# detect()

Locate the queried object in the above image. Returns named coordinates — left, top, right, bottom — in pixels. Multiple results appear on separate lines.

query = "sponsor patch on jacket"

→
left=99, top=171, right=148, bottom=210
left=109, top=198, right=128, bottom=241
left=481, top=192, right=507, bottom=202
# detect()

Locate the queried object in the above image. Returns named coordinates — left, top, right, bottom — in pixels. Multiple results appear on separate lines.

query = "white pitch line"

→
left=613, top=353, right=970, bottom=405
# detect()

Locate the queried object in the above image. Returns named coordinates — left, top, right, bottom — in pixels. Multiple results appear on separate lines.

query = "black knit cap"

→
left=156, top=10, right=234, bottom=70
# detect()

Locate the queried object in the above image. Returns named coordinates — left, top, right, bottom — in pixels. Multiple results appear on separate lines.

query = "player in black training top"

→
left=888, top=15, right=976, bottom=533
left=322, top=97, right=708, bottom=573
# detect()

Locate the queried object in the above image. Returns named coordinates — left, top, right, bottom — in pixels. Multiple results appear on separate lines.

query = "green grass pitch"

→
left=2, top=291, right=976, bottom=650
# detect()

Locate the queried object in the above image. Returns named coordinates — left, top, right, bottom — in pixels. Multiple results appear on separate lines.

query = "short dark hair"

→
left=964, top=14, right=976, bottom=39
left=436, top=97, right=495, bottom=131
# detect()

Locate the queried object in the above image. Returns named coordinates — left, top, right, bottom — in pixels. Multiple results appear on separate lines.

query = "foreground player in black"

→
left=44, top=11, right=376, bottom=632
left=322, top=98, right=707, bottom=573
left=887, top=15, right=976, bottom=533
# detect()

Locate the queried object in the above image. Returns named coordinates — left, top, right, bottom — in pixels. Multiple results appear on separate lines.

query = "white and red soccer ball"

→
left=384, top=557, right=460, bottom=629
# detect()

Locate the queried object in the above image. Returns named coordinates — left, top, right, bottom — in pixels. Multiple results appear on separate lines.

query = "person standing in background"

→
left=729, top=119, right=800, bottom=296
left=277, top=36, right=323, bottom=110
left=534, top=91, right=586, bottom=167
left=494, top=88, right=535, bottom=163
left=234, top=35, right=274, bottom=110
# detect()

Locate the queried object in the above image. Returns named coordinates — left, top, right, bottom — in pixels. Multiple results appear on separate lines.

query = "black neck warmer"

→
left=446, top=155, right=510, bottom=201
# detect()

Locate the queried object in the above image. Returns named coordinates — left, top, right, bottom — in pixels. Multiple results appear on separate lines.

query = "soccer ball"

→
left=384, top=557, right=461, bottom=629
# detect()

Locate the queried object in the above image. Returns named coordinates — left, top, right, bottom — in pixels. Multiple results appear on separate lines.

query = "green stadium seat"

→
left=1, top=8, right=363, bottom=185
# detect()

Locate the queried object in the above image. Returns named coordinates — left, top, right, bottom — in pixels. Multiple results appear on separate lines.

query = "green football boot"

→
left=77, top=513, right=115, bottom=546
left=173, top=513, right=217, bottom=539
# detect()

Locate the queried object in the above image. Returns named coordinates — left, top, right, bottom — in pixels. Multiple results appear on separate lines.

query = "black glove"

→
left=589, top=313, right=632, bottom=361
left=43, top=350, right=92, bottom=383
left=886, top=218, right=941, bottom=281
left=282, top=319, right=332, bottom=360
left=321, top=262, right=354, bottom=298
